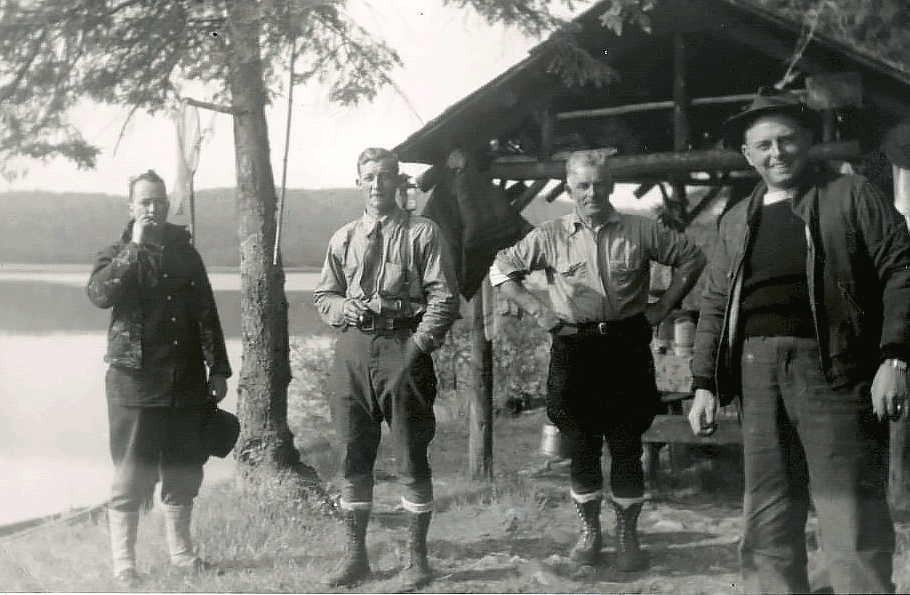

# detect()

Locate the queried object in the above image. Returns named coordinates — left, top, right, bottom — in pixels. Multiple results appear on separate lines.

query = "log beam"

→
left=487, top=141, right=861, bottom=181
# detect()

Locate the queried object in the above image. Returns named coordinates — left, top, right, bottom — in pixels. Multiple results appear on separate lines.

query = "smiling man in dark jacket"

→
left=88, top=170, right=231, bottom=586
left=688, top=88, right=910, bottom=594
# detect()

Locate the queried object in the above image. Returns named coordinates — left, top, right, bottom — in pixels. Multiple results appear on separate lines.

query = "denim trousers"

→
left=108, top=402, right=206, bottom=512
left=739, top=336, right=894, bottom=594
left=546, top=316, right=660, bottom=499
left=328, top=328, right=437, bottom=508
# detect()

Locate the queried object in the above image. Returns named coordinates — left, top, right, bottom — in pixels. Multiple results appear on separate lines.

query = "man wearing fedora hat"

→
left=88, top=170, right=233, bottom=586
left=688, top=87, right=910, bottom=593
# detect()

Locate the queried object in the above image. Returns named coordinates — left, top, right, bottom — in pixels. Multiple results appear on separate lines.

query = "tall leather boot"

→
left=324, top=507, right=371, bottom=587
left=569, top=496, right=603, bottom=566
left=611, top=497, right=647, bottom=571
left=394, top=511, right=433, bottom=592
left=108, top=508, right=141, bottom=586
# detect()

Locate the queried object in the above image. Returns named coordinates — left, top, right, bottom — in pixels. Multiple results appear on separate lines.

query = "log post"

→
left=890, top=422, right=910, bottom=511
left=470, top=281, right=494, bottom=480
left=668, top=32, right=690, bottom=230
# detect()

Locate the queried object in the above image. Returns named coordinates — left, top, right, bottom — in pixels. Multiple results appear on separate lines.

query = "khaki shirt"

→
left=493, top=210, right=702, bottom=324
left=314, top=207, right=459, bottom=352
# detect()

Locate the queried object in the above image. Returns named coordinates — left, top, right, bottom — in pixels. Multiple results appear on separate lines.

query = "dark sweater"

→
left=740, top=200, right=815, bottom=338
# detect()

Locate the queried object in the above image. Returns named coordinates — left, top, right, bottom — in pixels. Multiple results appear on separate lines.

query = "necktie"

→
left=360, top=222, right=382, bottom=298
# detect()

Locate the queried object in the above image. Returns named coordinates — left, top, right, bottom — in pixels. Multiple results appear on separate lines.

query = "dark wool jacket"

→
left=691, top=169, right=910, bottom=406
left=87, top=222, right=231, bottom=407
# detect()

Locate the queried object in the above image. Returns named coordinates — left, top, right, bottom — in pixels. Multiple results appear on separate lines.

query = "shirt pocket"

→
left=607, top=243, right=643, bottom=287
left=553, top=257, right=590, bottom=297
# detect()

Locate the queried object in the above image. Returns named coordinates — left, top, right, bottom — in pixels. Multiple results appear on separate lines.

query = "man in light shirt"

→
left=314, top=148, right=459, bottom=591
left=491, top=148, right=705, bottom=571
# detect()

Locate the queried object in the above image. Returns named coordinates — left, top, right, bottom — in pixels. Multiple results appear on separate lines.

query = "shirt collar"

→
left=359, top=206, right=405, bottom=231
left=564, top=208, right=621, bottom=235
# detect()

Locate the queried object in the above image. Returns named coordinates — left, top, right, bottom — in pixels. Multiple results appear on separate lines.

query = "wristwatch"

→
left=886, top=358, right=908, bottom=373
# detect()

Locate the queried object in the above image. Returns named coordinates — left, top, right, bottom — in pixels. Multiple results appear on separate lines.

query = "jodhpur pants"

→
left=328, top=328, right=437, bottom=512
left=739, top=336, right=894, bottom=594
left=108, top=402, right=206, bottom=513
left=546, top=315, right=661, bottom=499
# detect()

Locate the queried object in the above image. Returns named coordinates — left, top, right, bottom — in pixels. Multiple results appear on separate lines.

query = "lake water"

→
left=0, top=265, right=323, bottom=527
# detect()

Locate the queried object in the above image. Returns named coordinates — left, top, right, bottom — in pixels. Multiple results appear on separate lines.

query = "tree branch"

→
left=183, top=95, right=247, bottom=115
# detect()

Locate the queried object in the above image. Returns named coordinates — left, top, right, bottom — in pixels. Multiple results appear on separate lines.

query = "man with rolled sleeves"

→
left=314, top=148, right=459, bottom=590
left=491, top=148, right=705, bottom=571
left=88, top=170, right=232, bottom=585
left=688, top=88, right=910, bottom=593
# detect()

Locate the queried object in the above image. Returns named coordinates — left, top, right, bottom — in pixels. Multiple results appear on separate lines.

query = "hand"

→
left=644, top=302, right=668, bottom=327
left=342, top=298, right=369, bottom=326
left=402, top=337, right=423, bottom=369
left=131, top=214, right=158, bottom=245
left=870, top=361, right=909, bottom=421
left=534, top=308, right=562, bottom=333
left=207, top=374, right=228, bottom=403
left=688, top=388, right=718, bottom=436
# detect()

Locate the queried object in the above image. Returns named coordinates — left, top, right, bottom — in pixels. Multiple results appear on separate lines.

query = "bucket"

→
left=673, top=312, right=696, bottom=357
left=541, top=422, right=572, bottom=460
left=653, top=319, right=674, bottom=353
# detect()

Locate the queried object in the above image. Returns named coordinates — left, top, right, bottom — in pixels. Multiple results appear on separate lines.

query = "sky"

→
left=2, top=1, right=554, bottom=196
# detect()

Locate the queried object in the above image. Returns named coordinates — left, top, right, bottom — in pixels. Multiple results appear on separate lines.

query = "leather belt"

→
left=556, top=314, right=647, bottom=338
left=355, top=314, right=420, bottom=333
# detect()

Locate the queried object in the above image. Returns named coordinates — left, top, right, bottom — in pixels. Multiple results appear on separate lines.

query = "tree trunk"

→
left=223, top=1, right=315, bottom=484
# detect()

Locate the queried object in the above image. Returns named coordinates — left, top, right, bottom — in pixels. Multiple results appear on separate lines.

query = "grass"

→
left=5, top=329, right=910, bottom=593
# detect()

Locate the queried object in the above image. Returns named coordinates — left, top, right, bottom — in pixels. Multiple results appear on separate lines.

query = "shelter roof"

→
left=394, top=0, right=910, bottom=177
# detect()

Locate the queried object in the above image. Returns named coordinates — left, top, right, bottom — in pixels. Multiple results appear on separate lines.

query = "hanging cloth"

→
left=172, top=103, right=203, bottom=218
left=421, top=153, right=533, bottom=299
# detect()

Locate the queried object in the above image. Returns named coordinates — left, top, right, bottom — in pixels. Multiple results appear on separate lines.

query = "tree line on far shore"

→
left=0, top=188, right=362, bottom=269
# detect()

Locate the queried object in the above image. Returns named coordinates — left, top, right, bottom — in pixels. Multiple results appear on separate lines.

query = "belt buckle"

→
left=596, top=322, right=609, bottom=335
left=381, top=317, right=396, bottom=331
left=358, top=314, right=375, bottom=331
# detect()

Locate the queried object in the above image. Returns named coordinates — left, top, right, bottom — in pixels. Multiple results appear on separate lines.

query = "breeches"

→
left=107, top=402, right=206, bottom=512
left=546, top=317, right=660, bottom=499
left=739, top=336, right=894, bottom=594
left=328, top=329, right=437, bottom=508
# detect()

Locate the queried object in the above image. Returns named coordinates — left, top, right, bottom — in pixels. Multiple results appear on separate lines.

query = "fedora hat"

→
left=201, top=406, right=240, bottom=459
left=723, top=87, right=821, bottom=146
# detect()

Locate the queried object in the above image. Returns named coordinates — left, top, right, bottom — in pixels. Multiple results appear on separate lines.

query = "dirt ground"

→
left=292, top=345, right=910, bottom=594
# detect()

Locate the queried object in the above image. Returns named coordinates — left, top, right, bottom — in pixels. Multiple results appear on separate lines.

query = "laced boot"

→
left=611, top=497, right=647, bottom=572
left=569, top=496, right=603, bottom=566
left=394, top=511, right=433, bottom=592
left=108, top=507, right=141, bottom=586
left=324, top=507, right=371, bottom=587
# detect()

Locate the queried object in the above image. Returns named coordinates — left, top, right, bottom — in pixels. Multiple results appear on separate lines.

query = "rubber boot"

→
left=324, top=508, right=371, bottom=587
left=569, top=496, right=603, bottom=566
left=394, top=511, right=433, bottom=592
left=108, top=508, right=141, bottom=586
left=611, top=497, right=647, bottom=571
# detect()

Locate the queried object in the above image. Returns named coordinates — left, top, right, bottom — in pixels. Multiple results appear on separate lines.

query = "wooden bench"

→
left=641, top=391, right=743, bottom=482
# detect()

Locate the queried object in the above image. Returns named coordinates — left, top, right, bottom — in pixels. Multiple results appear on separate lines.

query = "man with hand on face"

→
left=87, top=170, right=232, bottom=586
left=314, top=148, right=458, bottom=591
left=688, top=88, right=910, bottom=594
left=491, top=149, right=705, bottom=571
